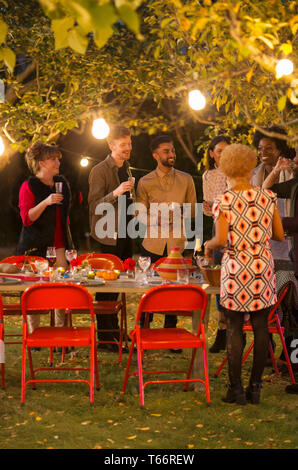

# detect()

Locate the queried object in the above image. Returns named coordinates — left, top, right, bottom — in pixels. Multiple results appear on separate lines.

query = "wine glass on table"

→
left=46, top=246, right=57, bottom=268
left=35, top=259, right=49, bottom=282
left=65, top=249, right=78, bottom=277
left=137, top=256, right=151, bottom=285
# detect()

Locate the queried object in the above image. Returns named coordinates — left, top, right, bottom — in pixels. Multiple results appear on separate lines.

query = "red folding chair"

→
left=0, top=256, right=54, bottom=352
left=0, top=294, right=5, bottom=389
left=77, top=253, right=127, bottom=362
left=214, top=285, right=296, bottom=383
left=21, top=282, right=100, bottom=405
left=122, top=284, right=210, bottom=408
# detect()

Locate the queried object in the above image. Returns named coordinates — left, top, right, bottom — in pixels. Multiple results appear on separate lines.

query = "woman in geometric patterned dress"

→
left=204, top=144, right=285, bottom=405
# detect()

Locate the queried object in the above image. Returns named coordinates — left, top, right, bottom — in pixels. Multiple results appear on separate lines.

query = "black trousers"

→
left=224, top=307, right=270, bottom=388
left=95, top=238, right=132, bottom=341
left=140, top=245, right=178, bottom=329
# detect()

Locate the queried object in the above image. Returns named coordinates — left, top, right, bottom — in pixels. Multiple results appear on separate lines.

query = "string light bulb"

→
left=275, top=59, right=294, bottom=79
left=80, top=157, right=89, bottom=167
left=0, top=136, right=4, bottom=156
left=188, top=89, right=206, bottom=110
left=91, top=118, right=110, bottom=139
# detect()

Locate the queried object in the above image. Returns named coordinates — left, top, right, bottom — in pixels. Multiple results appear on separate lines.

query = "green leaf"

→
left=67, top=27, right=88, bottom=55
left=118, top=4, right=140, bottom=34
left=277, top=95, right=287, bottom=112
left=94, top=26, right=114, bottom=49
left=90, top=4, right=118, bottom=30
left=52, top=17, right=75, bottom=50
left=0, top=19, right=8, bottom=44
left=279, top=43, right=292, bottom=55
left=2, top=47, right=16, bottom=74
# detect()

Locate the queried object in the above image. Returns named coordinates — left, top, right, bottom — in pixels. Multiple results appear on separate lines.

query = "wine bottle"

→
left=192, top=237, right=203, bottom=267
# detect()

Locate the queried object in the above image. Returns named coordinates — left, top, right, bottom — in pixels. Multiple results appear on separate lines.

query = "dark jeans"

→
left=140, top=245, right=178, bottom=329
left=224, top=307, right=270, bottom=387
left=95, top=238, right=132, bottom=341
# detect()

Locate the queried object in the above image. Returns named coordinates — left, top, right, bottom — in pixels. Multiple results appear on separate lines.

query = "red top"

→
left=19, top=181, right=65, bottom=249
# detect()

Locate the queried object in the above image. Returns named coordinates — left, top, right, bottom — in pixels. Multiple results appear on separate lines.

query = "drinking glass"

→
left=138, top=256, right=151, bottom=285
left=65, top=249, right=78, bottom=276
left=128, top=176, right=135, bottom=199
left=177, top=269, right=189, bottom=284
left=55, top=182, right=63, bottom=204
left=46, top=246, right=57, bottom=267
left=35, top=259, right=49, bottom=282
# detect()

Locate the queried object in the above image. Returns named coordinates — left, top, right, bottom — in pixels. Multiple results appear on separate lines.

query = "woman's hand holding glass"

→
left=46, top=193, right=63, bottom=206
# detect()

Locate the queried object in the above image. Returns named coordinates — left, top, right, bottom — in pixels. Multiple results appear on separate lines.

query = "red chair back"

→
left=77, top=253, right=124, bottom=272
left=21, top=282, right=94, bottom=317
left=136, top=284, right=208, bottom=323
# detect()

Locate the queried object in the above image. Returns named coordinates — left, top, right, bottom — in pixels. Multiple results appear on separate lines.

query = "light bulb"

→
left=80, top=158, right=89, bottom=167
left=91, top=118, right=110, bottom=139
left=188, top=90, right=206, bottom=110
left=0, top=136, right=4, bottom=156
left=276, top=59, right=294, bottom=79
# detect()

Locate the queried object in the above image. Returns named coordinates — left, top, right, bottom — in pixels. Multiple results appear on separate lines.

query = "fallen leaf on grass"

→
left=150, top=413, right=162, bottom=417
left=188, top=444, right=194, bottom=449
left=81, top=421, right=91, bottom=425
left=245, top=442, right=253, bottom=446
left=196, top=424, right=204, bottom=428
left=35, top=416, right=42, bottom=421
left=94, top=445, right=102, bottom=449
left=126, top=435, right=137, bottom=440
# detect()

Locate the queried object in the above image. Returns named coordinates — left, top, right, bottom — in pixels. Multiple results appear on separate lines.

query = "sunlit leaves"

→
left=0, top=18, right=8, bottom=44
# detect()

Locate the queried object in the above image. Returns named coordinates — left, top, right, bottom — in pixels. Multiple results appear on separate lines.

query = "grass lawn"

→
left=0, top=293, right=297, bottom=450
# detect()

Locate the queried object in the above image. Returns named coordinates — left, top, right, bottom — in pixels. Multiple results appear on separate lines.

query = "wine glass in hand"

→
left=35, top=259, right=49, bottom=282
left=55, top=182, right=63, bottom=205
left=128, top=176, right=135, bottom=199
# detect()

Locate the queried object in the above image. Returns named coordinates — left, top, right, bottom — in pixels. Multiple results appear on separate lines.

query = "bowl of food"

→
left=200, top=264, right=221, bottom=286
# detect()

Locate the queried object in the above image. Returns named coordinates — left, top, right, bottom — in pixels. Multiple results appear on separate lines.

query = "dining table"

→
left=0, top=272, right=220, bottom=391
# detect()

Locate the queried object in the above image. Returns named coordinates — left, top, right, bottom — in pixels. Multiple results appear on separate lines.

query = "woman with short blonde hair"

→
left=205, top=143, right=284, bottom=405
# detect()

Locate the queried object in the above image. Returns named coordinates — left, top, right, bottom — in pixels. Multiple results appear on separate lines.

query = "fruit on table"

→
left=58, top=267, right=66, bottom=275
left=87, top=271, right=95, bottom=279
left=96, top=270, right=120, bottom=280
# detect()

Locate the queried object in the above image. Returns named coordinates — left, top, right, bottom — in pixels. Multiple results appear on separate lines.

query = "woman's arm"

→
left=19, top=181, right=62, bottom=225
left=204, top=212, right=228, bottom=260
left=28, top=193, right=62, bottom=222
left=271, top=207, right=285, bottom=242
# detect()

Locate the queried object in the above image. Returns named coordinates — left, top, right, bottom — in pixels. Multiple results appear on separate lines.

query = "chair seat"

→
left=132, top=327, right=203, bottom=350
left=27, top=326, right=92, bottom=347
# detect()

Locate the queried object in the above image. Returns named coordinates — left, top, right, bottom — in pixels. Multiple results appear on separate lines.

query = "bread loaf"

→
left=0, top=263, right=20, bottom=274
